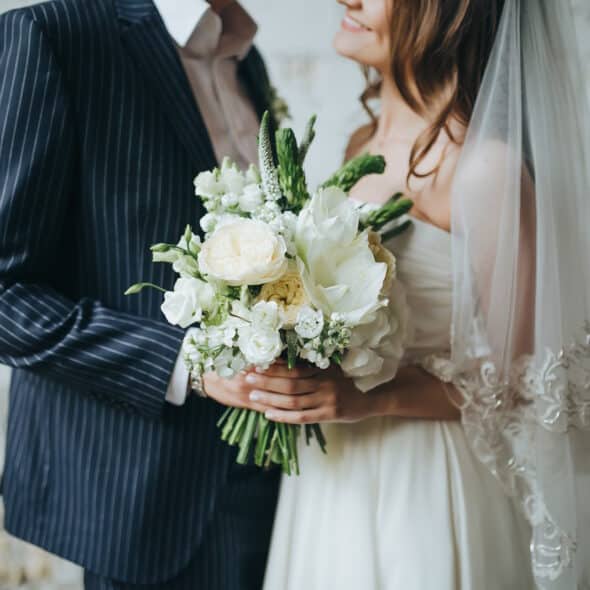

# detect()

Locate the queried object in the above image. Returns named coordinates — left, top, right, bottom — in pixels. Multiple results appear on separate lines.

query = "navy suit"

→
left=0, top=0, right=279, bottom=586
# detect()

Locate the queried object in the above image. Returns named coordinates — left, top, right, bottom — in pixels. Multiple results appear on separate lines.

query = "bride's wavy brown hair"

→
left=348, top=0, right=505, bottom=185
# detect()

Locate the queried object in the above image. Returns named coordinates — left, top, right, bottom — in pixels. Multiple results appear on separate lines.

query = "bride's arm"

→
left=371, top=366, right=461, bottom=421
left=243, top=364, right=460, bottom=424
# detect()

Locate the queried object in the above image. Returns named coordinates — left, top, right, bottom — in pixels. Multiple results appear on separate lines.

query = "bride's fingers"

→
left=249, top=390, right=324, bottom=411
left=245, top=373, right=320, bottom=395
left=264, top=407, right=328, bottom=425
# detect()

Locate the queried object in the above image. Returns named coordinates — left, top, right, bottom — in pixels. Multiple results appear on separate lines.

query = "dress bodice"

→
left=385, top=218, right=453, bottom=360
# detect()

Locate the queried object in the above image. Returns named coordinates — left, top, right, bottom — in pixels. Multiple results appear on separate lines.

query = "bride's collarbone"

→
left=350, top=172, right=452, bottom=233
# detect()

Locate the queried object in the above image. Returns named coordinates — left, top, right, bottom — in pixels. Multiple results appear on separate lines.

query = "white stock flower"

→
left=239, top=184, right=265, bottom=212
left=246, top=164, right=261, bottom=185
left=297, top=231, right=387, bottom=326
left=237, top=326, right=283, bottom=368
left=199, top=212, right=242, bottom=236
left=161, top=277, right=216, bottom=328
left=251, top=300, right=282, bottom=332
left=295, top=306, right=324, bottom=339
left=194, top=170, right=224, bottom=199
left=198, top=219, right=288, bottom=286
left=219, top=158, right=246, bottom=195
left=221, top=193, right=239, bottom=209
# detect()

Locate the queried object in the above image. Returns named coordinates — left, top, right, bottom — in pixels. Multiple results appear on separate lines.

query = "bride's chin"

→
left=333, top=34, right=368, bottom=64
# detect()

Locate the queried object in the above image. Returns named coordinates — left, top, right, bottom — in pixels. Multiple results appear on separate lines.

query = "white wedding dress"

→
left=264, top=218, right=535, bottom=589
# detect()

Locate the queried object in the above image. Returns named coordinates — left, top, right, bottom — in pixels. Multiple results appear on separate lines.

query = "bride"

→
left=249, top=0, right=590, bottom=588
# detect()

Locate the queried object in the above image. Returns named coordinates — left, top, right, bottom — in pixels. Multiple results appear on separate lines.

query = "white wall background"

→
left=1, top=0, right=589, bottom=587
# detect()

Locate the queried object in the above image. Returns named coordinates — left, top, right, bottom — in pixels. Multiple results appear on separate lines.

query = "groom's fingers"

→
left=244, top=373, right=320, bottom=395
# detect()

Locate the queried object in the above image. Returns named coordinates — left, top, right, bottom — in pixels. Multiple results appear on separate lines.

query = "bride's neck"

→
left=374, top=76, right=430, bottom=145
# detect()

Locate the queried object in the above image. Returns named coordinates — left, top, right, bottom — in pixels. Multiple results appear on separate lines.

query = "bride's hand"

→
left=246, top=365, right=378, bottom=424
left=202, top=361, right=322, bottom=413
left=246, top=365, right=461, bottom=423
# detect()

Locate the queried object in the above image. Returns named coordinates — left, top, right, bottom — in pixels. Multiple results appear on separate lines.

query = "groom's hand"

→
left=202, top=361, right=321, bottom=412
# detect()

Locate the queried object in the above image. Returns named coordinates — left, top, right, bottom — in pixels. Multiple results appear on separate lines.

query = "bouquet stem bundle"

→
left=218, top=407, right=327, bottom=475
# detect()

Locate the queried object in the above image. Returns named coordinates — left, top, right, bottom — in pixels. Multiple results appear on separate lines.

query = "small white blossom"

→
left=194, top=170, right=224, bottom=200
left=221, top=192, right=240, bottom=209
left=238, top=325, right=283, bottom=369
left=172, top=254, right=199, bottom=278
left=239, top=184, right=265, bottom=212
left=251, top=301, right=282, bottom=332
left=295, top=306, right=324, bottom=339
left=177, top=231, right=202, bottom=256
left=219, top=158, right=247, bottom=195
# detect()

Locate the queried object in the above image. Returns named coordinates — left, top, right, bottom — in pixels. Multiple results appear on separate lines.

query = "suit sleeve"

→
left=0, top=10, right=184, bottom=420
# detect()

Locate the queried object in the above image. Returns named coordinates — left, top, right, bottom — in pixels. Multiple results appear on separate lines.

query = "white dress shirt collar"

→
left=153, top=0, right=257, bottom=59
left=152, top=0, right=209, bottom=48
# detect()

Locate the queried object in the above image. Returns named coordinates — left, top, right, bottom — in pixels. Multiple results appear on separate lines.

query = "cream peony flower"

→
left=198, top=219, right=288, bottom=286
left=257, top=263, right=309, bottom=327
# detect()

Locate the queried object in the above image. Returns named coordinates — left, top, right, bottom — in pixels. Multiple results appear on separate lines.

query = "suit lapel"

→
left=238, top=48, right=272, bottom=122
left=115, top=0, right=217, bottom=170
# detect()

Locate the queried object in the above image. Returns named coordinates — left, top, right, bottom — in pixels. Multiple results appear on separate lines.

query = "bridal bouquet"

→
left=127, top=112, right=412, bottom=475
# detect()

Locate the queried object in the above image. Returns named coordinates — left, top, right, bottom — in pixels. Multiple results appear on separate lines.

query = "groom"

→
left=0, top=0, right=279, bottom=588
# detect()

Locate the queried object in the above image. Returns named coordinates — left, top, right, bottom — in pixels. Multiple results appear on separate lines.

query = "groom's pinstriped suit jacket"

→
left=0, top=0, right=279, bottom=584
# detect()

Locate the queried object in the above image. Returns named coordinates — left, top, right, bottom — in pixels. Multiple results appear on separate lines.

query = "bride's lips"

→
left=341, top=14, right=371, bottom=33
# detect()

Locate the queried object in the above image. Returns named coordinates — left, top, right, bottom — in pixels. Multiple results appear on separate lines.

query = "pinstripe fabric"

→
left=0, top=0, right=279, bottom=585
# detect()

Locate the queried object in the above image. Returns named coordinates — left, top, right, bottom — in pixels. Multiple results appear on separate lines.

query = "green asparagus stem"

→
left=361, top=194, right=414, bottom=232
left=380, top=219, right=414, bottom=242
left=321, top=154, right=386, bottom=193
left=298, top=114, right=317, bottom=165
left=276, top=128, right=309, bottom=211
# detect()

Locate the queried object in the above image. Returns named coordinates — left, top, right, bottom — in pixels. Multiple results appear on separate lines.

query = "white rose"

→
left=238, top=326, right=283, bottom=368
left=161, top=278, right=216, bottom=328
left=198, top=219, right=288, bottom=286
left=295, top=306, right=324, bottom=339
left=239, top=184, right=265, bottom=212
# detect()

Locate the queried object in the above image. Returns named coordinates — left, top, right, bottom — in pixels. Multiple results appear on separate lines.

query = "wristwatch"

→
left=191, top=372, right=208, bottom=399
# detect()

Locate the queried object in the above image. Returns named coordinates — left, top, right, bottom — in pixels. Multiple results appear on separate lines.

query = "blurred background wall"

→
left=1, top=0, right=589, bottom=587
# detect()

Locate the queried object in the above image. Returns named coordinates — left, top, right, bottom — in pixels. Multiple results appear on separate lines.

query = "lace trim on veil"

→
left=418, top=322, right=590, bottom=582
